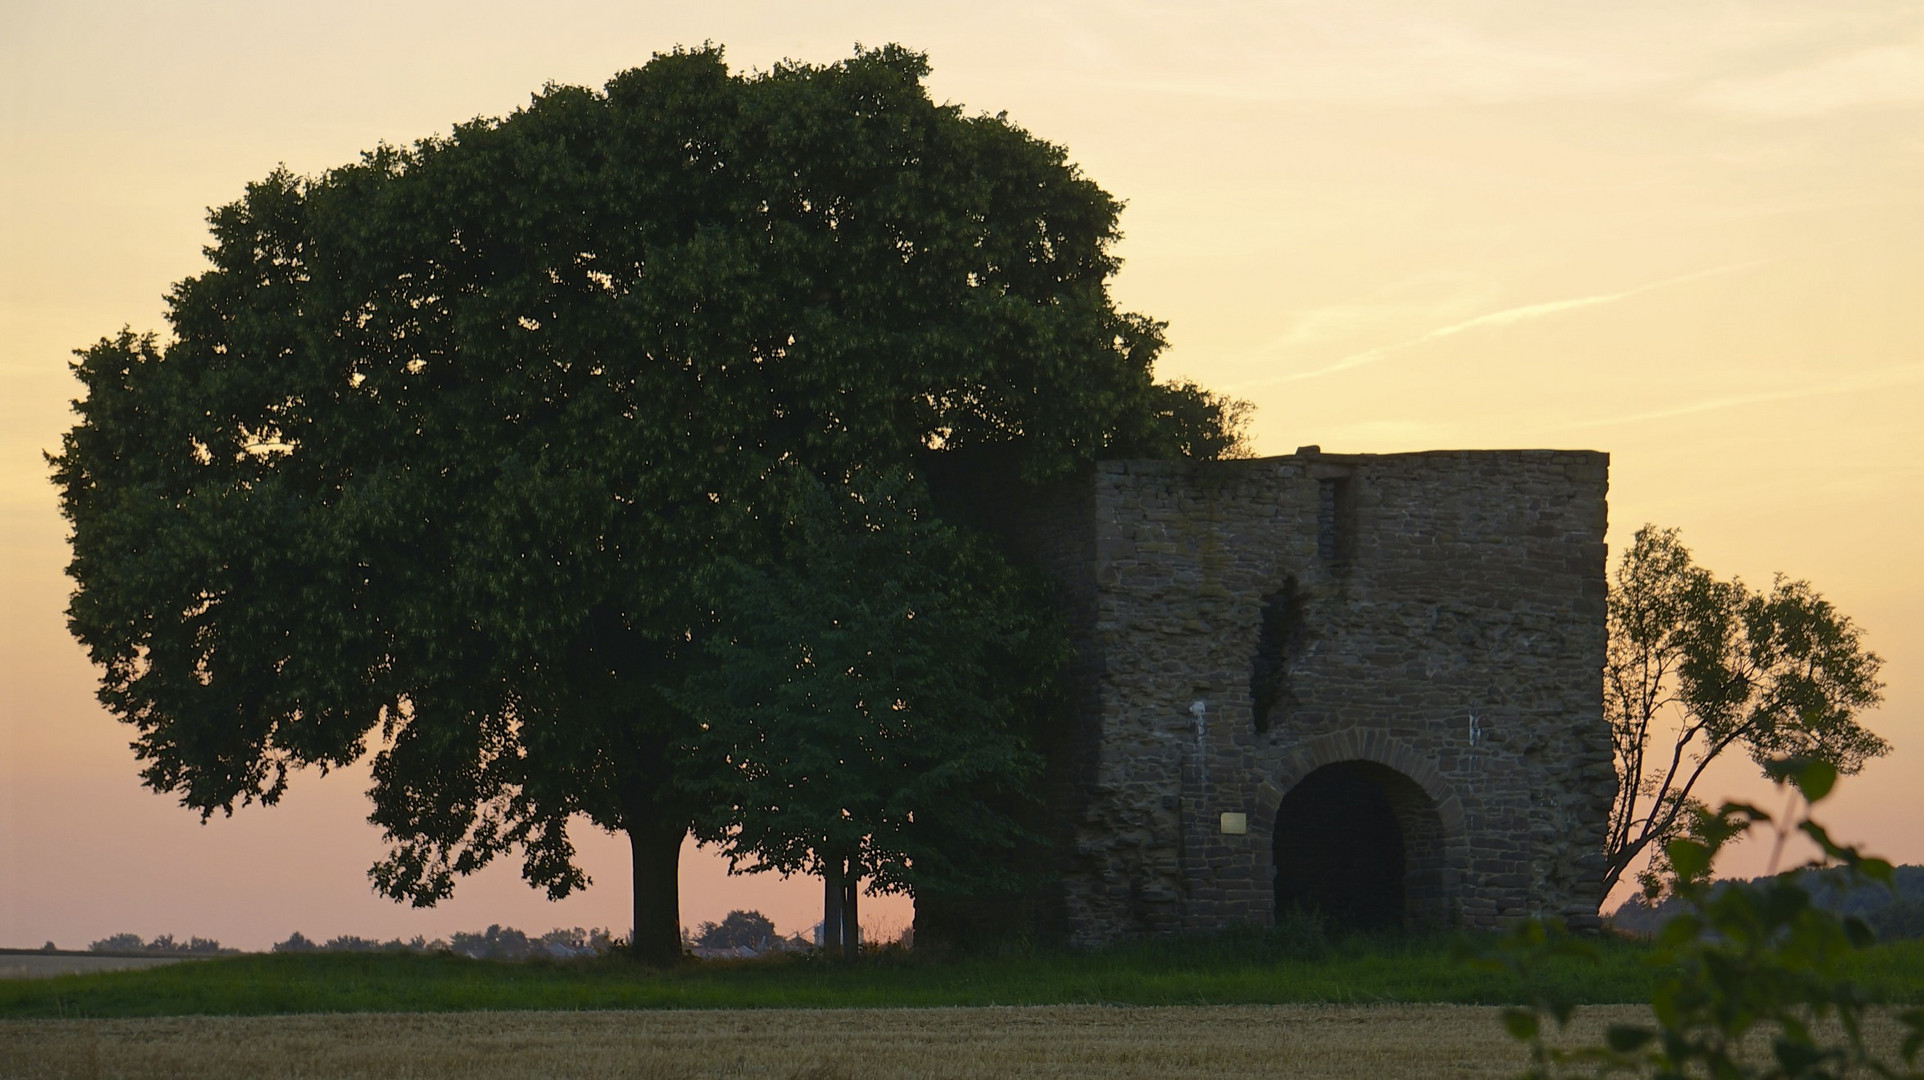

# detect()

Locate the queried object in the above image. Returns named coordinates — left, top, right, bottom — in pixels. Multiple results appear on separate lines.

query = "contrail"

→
left=1228, top=260, right=1764, bottom=390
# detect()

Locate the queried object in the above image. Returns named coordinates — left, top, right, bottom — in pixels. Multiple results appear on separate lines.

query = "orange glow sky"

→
left=4, top=2, right=1921, bottom=950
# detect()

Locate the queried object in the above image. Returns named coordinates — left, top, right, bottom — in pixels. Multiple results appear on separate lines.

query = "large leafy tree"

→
left=52, top=45, right=1241, bottom=963
left=1601, top=526, right=1886, bottom=902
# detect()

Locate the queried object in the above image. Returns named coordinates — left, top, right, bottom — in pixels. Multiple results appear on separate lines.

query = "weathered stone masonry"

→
left=935, top=448, right=1616, bottom=946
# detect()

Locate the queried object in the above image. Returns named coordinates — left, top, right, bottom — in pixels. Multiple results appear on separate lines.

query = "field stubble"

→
left=5, top=1003, right=1657, bottom=1080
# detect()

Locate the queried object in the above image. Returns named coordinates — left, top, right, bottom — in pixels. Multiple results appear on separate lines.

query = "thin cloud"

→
left=1087, top=14, right=1673, bottom=108
left=1252, top=298, right=1483, bottom=356
left=1228, top=261, right=1762, bottom=390
left=1694, top=40, right=1924, bottom=118
left=1051, top=2, right=1883, bottom=110
left=1563, top=363, right=1924, bottom=430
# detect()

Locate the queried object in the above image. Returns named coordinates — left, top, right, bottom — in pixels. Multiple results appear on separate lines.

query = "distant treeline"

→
left=273, top=925, right=620, bottom=961
left=82, top=925, right=619, bottom=960
left=88, top=933, right=237, bottom=955
left=1612, top=864, right=1924, bottom=940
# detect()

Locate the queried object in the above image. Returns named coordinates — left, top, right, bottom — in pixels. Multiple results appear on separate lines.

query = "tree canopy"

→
left=52, top=44, right=1244, bottom=962
left=1601, top=526, right=1886, bottom=901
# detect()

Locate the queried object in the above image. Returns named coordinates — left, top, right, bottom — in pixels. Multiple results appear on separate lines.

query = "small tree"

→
left=1602, top=526, right=1886, bottom=902
left=683, top=468, right=1060, bottom=959
left=694, top=910, right=778, bottom=952
left=87, top=933, right=145, bottom=953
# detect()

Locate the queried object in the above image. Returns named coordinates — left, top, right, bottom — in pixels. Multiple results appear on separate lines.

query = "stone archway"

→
left=1272, top=760, right=1446, bottom=930
left=1259, top=733, right=1464, bottom=931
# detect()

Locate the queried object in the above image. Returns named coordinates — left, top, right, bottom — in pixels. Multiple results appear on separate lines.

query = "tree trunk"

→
left=841, top=871, right=861, bottom=961
left=628, top=823, right=685, bottom=965
left=822, top=863, right=844, bottom=953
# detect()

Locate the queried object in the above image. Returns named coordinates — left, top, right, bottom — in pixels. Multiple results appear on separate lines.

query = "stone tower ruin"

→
left=922, top=447, right=1616, bottom=945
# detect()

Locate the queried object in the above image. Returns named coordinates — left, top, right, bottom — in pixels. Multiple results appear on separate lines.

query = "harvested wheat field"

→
left=2, top=1003, right=1626, bottom=1079
left=10, top=1003, right=1917, bottom=1079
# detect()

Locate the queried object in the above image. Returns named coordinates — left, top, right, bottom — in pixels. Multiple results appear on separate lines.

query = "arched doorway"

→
left=1272, top=760, right=1447, bottom=931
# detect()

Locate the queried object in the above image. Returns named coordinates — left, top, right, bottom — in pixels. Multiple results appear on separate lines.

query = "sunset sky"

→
left=4, top=1, right=1921, bottom=951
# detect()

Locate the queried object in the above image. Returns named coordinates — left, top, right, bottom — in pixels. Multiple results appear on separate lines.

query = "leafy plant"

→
left=1488, top=758, right=1924, bottom=1079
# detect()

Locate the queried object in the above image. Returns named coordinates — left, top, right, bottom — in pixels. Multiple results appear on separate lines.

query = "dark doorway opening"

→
left=1272, top=760, right=1444, bottom=931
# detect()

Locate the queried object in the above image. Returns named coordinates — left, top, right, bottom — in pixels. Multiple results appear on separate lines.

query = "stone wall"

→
left=1047, top=448, right=1614, bottom=944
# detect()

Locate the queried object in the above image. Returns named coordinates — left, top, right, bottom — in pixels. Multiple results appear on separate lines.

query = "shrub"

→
left=1487, top=758, right=1924, bottom=1079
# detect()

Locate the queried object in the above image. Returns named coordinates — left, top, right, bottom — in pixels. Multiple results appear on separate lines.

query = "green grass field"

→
left=7, top=930, right=1921, bottom=1021
left=7, top=929, right=1920, bottom=1020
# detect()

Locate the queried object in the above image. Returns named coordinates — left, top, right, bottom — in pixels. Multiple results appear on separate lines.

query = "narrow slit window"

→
left=1316, top=478, right=1353, bottom=562
left=1249, top=584, right=1302, bottom=733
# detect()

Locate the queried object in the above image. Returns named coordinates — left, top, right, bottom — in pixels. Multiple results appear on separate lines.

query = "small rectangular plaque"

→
left=1219, top=812, right=1248, bottom=835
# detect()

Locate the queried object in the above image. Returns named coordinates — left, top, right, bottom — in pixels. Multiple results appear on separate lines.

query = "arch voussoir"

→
left=1261, top=730, right=1461, bottom=832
